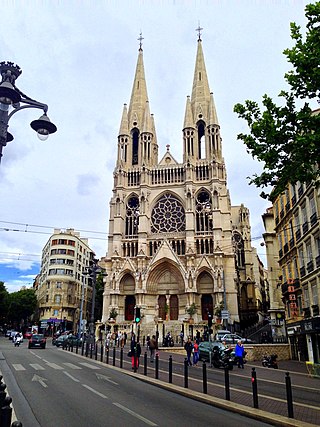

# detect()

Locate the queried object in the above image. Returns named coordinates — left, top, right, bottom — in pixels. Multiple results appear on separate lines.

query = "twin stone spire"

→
left=117, top=34, right=221, bottom=169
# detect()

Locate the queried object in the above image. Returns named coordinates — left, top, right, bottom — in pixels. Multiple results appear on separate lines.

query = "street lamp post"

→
left=0, top=61, right=57, bottom=163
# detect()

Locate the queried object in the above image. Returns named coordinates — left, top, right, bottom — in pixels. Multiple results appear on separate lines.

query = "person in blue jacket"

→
left=235, top=340, right=245, bottom=368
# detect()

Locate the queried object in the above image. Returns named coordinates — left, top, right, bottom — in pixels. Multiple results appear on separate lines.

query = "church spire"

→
left=183, top=27, right=221, bottom=162
left=128, top=33, right=149, bottom=130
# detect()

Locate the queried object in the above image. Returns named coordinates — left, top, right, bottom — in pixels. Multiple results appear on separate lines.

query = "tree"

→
left=234, top=2, right=320, bottom=200
left=0, top=281, right=9, bottom=323
left=7, top=288, right=37, bottom=324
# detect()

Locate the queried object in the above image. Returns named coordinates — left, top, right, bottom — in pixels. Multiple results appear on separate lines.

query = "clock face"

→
left=151, top=193, right=185, bottom=233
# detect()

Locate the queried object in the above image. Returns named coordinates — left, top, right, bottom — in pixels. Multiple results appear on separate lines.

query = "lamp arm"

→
left=8, top=101, right=47, bottom=121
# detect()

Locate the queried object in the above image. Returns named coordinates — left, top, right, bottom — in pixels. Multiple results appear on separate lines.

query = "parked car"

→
left=5, top=329, right=13, bottom=338
left=218, top=333, right=254, bottom=344
left=28, top=334, right=46, bottom=349
left=215, top=330, right=231, bottom=341
left=198, top=341, right=225, bottom=362
left=55, top=334, right=81, bottom=348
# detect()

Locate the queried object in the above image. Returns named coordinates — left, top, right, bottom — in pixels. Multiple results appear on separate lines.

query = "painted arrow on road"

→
left=32, top=374, right=48, bottom=388
left=95, top=373, right=118, bottom=385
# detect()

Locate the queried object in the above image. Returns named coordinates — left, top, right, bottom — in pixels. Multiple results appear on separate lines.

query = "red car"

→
left=24, top=331, right=33, bottom=340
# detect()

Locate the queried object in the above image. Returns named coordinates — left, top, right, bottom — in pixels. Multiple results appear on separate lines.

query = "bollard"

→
left=251, top=367, right=259, bottom=409
left=202, top=362, right=207, bottom=394
left=100, top=342, right=103, bottom=363
left=81, top=339, right=85, bottom=356
left=285, top=372, right=294, bottom=418
left=90, top=341, right=93, bottom=359
left=120, top=348, right=123, bottom=369
left=134, top=349, right=137, bottom=373
left=143, top=336, right=145, bottom=347
left=144, top=352, right=148, bottom=376
left=155, top=353, right=159, bottom=379
left=106, top=347, right=109, bottom=364
left=184, top=358, right=188, bottom=388
left=224, top=366, right=230, bottom=401
left=1, top=395, right=13, bottom=427
left=95, top=343, right=98, bottom=360
left=11, top=422, right=23, bottom=427
left=169, top=356, right=173, bottom=384
left=71, top=342, right=74, bottom=353
left=76, top=341, right=79, bottom=355
left=113, top=347, right=116, bottom=366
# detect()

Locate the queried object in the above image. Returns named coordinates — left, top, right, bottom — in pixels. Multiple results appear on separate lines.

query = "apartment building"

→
left=35, top=228, right=95, bottom=333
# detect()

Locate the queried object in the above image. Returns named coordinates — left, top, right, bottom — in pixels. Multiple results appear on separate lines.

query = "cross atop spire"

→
left=138, top=31, right=144, bottom=51
left=195, top=23, right=203, bottom=41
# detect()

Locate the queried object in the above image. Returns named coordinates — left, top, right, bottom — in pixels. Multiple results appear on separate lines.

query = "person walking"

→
left=130, top=333, right=141, bottom=370
left=149, top=335, right=157, bottom=363
left=193, top=340, right=199, bottom=366
left=184, top=337, right=193, bottom=366
left=235, top=340, right=245, bottom=369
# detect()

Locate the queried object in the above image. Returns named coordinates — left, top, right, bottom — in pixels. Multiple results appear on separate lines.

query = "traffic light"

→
left=208, top=313, right=212, bottom=328
left=134, top=307, right=141, bottom=323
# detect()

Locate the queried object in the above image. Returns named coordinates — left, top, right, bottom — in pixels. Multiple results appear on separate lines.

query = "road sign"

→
left=221, top=310, right=229, bottom=320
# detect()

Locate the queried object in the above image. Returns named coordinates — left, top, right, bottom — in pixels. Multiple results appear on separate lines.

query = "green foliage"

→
left=94, top=272, right=105, bottom=321
left=109, top=307, right=118, bottom=319
left=234, top=2, right=320, bottom=200
left=186, top=302, right=197, bottom=317
left=7, top=288, right=37, bottom=323
left=0, top=282, right=9, bottom=322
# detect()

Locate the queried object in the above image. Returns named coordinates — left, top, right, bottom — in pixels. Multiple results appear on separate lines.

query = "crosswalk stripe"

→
left=63, top=363, right=82, bottom=370
left=79, top=362, right=101, bottom=370
left=12, top=364, right=26, bottom=371
left=30, top=364, right=45, bottom=370
left=45, top=362, right=64, bottom=370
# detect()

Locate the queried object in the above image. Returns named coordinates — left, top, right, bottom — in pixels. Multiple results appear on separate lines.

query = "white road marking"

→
left=30, top=352, right=42, bottom=359
left=12, top=364, right=26, bottom=371
left=63, top=362, right=82, bottom=370
left=82, top=384, right=108, bottom=398
left=113, top=402, right=157, bottom=426
left=96, top=373, right=118, bottom=385
left=63, top=371, right=80, bottom=382
left=45, top=362, right=64, bottom=370
left=79, top=362, right=100, bottom=370
left=30, top=364, right=45, bottom=370
left=32, top=374, right=48, bottom=388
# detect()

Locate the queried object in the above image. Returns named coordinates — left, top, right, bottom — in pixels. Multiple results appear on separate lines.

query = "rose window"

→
left=151, top=193, right=185, bottom=233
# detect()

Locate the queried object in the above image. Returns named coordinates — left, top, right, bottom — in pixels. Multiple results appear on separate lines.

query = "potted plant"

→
left=109, top=307, right=118, bottom=321
left=186, top=303, right=197, bottom=323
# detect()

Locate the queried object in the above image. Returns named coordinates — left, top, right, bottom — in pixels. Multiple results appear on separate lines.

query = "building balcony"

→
left=295, top=229, right=301, bottom=241
left=280, top=209, right=285, bottom=219
left=291, top=195, right=296, bottom=206
left=298, top=186, right=304, bottom=197
left=284, top=243, right=289, bottom=254
left=279, top=248, right=283, bottom=258
left=289, top=238, right=295, bottom=249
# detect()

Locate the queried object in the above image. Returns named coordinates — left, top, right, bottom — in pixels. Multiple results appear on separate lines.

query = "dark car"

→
left=55, top=334, right=81, bottom=348
left=198, top=341, right=225, bottom=362
left=28, top=334, right=46, bottom=349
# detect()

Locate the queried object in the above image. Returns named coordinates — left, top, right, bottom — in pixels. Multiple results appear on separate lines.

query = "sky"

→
left=0, top=0, right=315, bottom=293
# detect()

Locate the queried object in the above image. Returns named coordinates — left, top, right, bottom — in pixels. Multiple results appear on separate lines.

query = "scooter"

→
left=262, top=353, right=278, bottom=368
left=211, top=347, right=235, bottom=370
left=14, top=336, right=22, bottom=347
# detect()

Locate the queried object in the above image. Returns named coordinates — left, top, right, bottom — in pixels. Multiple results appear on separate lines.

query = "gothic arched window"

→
left=125, top=195, right=139, bottom=237
left=132, top=129, right=139, bottom=165
left=151, top=193, right=185, bottom=233
left=195, top=190, right=213, bottom=234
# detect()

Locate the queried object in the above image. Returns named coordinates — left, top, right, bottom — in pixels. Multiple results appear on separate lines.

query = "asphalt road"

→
left=0, top=337, right=273, bottom=427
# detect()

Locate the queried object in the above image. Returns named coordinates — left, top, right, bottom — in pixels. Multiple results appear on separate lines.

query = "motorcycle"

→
left=262, top=353, right=278, bottom=369
left=211, top=347, right=235, bottom=370
left=14, top=335, right=22, bottom=347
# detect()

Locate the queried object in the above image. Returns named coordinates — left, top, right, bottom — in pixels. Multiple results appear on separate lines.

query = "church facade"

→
left=100, top=34, right=259, bottom=339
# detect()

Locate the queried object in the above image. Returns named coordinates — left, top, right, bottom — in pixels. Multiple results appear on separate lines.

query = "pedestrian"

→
left=149, top=335, right=157, bottom=362
left=184, top=337, right=193, bottom=366
left=193, top=340, right=199, bottom=366
left=130, top=333, right=141, bottom=369
left=235, top=340, right=245, bottom=368
left=196, top=329, right=201, bottom=344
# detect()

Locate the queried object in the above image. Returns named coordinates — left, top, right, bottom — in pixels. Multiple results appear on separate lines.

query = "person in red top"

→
left=193, top=340, right=199, bottom=366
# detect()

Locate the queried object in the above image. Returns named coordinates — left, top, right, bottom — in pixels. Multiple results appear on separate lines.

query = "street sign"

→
left=221, top=310, right=229, bottom=320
